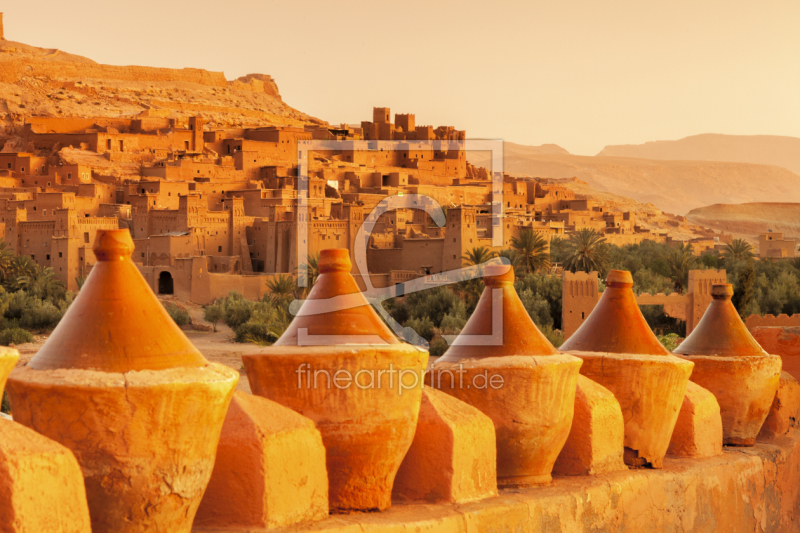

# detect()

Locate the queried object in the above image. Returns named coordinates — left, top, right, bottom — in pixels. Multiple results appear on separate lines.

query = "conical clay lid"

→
left=560, top=270, right=669, bottom=355
left=437, top=264, right=559, bottom=363
left=675, top=284, right=767, bottom=357
left=274, top=248, right=400, bottom=345
left=28, top=229, right=208, bottom=372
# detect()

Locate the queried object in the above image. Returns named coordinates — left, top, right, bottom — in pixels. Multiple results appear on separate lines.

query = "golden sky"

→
left=4, top=0, right=799, bottom=155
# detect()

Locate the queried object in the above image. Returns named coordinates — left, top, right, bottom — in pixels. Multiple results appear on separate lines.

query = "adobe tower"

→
left=0, top=13, right=5, bottom=41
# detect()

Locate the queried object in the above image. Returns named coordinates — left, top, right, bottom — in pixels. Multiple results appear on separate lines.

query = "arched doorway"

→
left=158, top=271, right=174, bottom=295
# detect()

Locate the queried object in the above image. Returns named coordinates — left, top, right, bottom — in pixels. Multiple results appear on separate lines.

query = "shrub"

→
left=658, top=333, right=681, bottom=351
left=439, top=313, right=466, bottom=335
left=163, top=302, right=191, bottom=327
left=0, top=327, right=33, bottom=346
left=20, top=301, right=63, bottom=331
left=404, top=316, right=435, bottom=341
left=223, top=297, right=255, bottom=329
left=540, top=325, right=564, bottom=348
left=518, top=288, right=553, bottom=329
left=429, top=338, right=449, bottom=357
left=235, top=320, right=279, bottom=345
left=204, top=303, right=225, bottom=331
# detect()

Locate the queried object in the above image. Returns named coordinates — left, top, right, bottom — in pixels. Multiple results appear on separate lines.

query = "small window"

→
left=46, top=254, right=50, bottom=260
left=31, top=254, right=35, bottom=260
left=218, top=246, right=222, bottom=252
left=59, top=252, right=62, bottom=258
left=68, top=173, right=72, bottom=180
left=84, top=232, right=89, bottom=244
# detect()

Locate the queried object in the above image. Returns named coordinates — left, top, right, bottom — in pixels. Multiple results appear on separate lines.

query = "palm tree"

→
left=6, top=255, right=38, bottom=292
left=549, top=235, right=566, bottom=264
left=497, top=249, right=524, bottom=278
left=28, top=266, right=66, bottom=301
left=510, top=229, right=551, bottom=274
left=666, top=242, right=696, bottom=293
left=297, top=254, right=320, bottom=289
left=722, top=238, right=754, bottom=262
left=266, top=274, right=297, bottom=305
left=562, top=229, right=608, bottom=274
left=461, top=246, right=497, bottom=267
left=0, top=240, right=15, bottom=282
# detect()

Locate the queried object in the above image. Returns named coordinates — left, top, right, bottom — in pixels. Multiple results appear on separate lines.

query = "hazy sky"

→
left=3, top=0, right=799, bottom=155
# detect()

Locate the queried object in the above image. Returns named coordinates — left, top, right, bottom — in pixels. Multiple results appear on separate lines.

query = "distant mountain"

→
left=686, top=203, right=800, bottom=243
left=467, top=146, right=800, bottom=215
left=597, top=134, right=800, bottom=175
left=0, top=38, right=322, bottom=140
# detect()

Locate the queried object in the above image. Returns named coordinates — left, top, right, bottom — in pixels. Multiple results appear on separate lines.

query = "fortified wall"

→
left=562, top=269, right=727, bottom=338
left=747, top=313, right=800, bottom=329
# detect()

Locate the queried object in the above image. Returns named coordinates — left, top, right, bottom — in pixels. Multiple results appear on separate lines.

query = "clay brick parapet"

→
left=193, top=428, right=800, bottom=533
left=747, top=313, right=800, bottom=328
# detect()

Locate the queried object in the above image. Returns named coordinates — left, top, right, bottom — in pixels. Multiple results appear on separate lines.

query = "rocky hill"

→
left=0, top=39, right=324, bottom=141
left=597, top=133, right=800, bottom=175
left=467, top=148, right=800, bottom=216
left=686, top=203, right=800, bottom=243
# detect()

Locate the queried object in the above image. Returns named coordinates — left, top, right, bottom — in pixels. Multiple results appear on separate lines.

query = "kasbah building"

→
left=0, top=102, right=758, bottom=305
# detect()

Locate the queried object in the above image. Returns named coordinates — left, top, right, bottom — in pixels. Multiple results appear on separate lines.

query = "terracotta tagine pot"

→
left=242, top=248, right=428, bottom=512
left=560, top=270, right=693, bottom=468
left=434, top=264, right=582, bottom=487
left=674, top=284, right=781, bottom=446
left=6, top=229, right=239, bottom=533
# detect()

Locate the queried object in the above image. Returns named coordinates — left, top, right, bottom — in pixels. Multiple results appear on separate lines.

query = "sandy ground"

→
left=10, top=296, right=263, bottom=394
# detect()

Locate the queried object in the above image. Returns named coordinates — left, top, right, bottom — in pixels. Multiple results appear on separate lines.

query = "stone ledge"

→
left=195, top=428, right=800, bottom=533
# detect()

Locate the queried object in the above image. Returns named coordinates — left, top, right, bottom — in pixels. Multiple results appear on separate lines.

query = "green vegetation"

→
left=461, top=246, right=497, bottom=269
left=562, top=229, right=609, bottom=275
left=510, top=229, right=551, bottom=274
left=162, top=302, right=192, bottom=327
left=0, top=327, right=34, bottom=346
left=657, top=333, right=681, bottom=351
left=199, top=238, right=800, bottom=353
left=722, top=238, right=754, bottom=262
left=204, top=290, right=293, bottom=345
left=388, top=238, right=800, bottom=353
left=203, top=303, right=224, bottom=332
left=0, top=240, right=73, bottom=344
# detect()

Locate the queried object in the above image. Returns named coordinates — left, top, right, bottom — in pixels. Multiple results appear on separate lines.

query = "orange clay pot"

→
left=561, top=270, right=693, bottom=468
left=243, top=249, right=428, bottom=512
left=674, top=284, right=781, bottom=446
left=434, top=264, right=582, bottom=487
left=6, top=229, right=238, bottom=533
